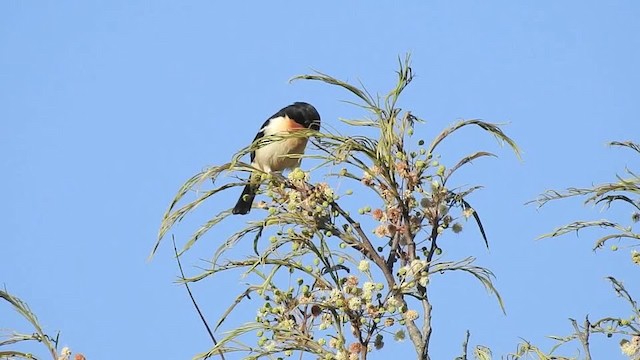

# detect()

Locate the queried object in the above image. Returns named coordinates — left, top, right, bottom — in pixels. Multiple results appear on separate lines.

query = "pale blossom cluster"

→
left=397, top=259, right=429, bottom=291
left=621, top=336, right=640, bottom=359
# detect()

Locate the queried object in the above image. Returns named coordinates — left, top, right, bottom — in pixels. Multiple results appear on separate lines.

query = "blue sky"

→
left=1, top=1, right=639, bottom=359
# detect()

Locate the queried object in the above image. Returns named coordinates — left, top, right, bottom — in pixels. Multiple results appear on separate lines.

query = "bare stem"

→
left=173, top=238, right=225, bottom=360
left=460, top=330, right=470, bottom=360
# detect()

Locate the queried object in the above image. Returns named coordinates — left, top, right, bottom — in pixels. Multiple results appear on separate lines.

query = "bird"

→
left=232, top=102, right=321, bottom=215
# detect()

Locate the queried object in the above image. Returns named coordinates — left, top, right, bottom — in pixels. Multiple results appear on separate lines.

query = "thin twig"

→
left=460, top=330, right=470, bottom=360
left=173, top=237, right=225, bottom=360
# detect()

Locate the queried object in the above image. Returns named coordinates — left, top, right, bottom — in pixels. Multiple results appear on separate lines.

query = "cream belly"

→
left=252, top=115, right=310, bottom=173
left=252, top=137, right=308, bottom=173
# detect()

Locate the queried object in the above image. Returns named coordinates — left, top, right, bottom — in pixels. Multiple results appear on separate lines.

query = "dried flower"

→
left=57, top=347, right=72, bottom=360
left=395, top=161, right=409, bottom=178
left=348, top=342, right=363, bottom=354
left=378, top=184, right=394, bottom=202
left=621, top=336, right=640, bottom=357
left=403, top=309, right=419, bottom=321
left=363, top=282, right=376, bottom=292
left=372, top=208, right=385, bottom=221
left=348, top=296, right=362, bottom=310
left=386, top=206, right=402, bottom=223
left=330, top=289, right=344, bottom=306
left=361, top=172, right=374, bottom=186
left=406, top=171, right=419, bottom=189
left=358, top=260, right=370, bottom=272
left=373, top=224, right=390, bottom=238
left=346, top=275, right=359, bottom=286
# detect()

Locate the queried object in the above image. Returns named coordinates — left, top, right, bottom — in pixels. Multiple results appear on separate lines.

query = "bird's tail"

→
left=232, top=184, right=256, bottom=215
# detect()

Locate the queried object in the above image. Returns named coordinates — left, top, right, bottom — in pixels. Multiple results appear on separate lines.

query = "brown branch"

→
left=570, top=317, right=592, bottom=360
left=330, top=199, right=425, bottom=359
left=329, top=201, right=395, bottom=287
left=412, top=213, right=442, bottom=359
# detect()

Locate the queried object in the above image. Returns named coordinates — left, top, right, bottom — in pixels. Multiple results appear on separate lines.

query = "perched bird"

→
left=232, top=102, right=321, bottom=215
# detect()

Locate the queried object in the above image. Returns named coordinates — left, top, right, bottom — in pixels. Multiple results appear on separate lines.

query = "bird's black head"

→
left=286, top=102, right=321, bottom=130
